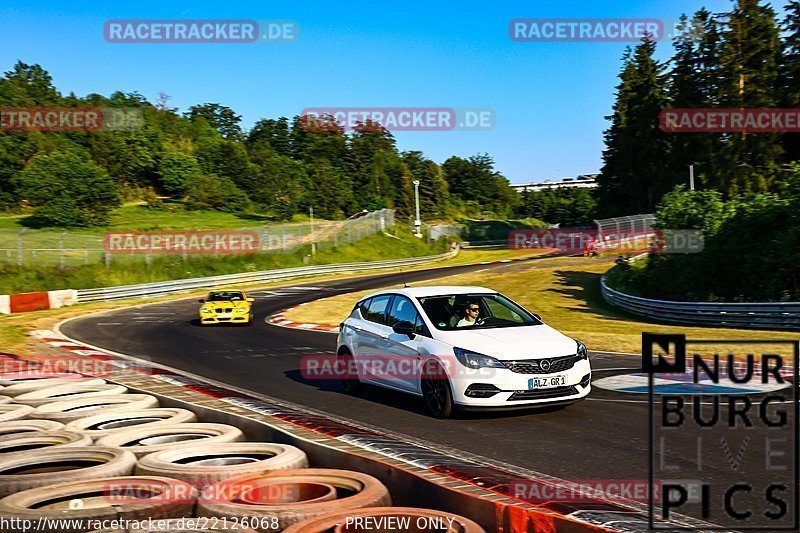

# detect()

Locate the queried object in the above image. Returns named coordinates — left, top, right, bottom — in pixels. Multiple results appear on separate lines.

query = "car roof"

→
left=358, top=286, right=496, bottom=301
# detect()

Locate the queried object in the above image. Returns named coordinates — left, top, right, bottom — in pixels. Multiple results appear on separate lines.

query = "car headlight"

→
left=576, top=341, right=588, bottom=360
left=201, top=309, right=213, bottom=314
left=454, top=347, right=506, bottom=369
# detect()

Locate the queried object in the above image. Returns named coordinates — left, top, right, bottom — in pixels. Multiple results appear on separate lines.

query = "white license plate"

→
left=529, top=375, right=567, bottom=389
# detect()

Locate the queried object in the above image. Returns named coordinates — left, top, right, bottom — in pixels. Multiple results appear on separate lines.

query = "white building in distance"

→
left=511, top=174, right=599, bottom=192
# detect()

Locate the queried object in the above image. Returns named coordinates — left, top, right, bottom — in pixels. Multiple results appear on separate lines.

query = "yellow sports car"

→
left=198, top=290, right=254, bottom=326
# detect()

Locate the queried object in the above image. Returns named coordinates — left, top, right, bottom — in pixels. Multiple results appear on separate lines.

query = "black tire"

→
left=244, top=312, right=254, bottom=327
left=421, top=360, right=453, bottom=419
left=338, top=350, right=366, bottom=395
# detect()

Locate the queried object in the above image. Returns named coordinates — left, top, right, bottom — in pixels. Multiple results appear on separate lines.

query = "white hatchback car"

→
left=336, top=286, right=591, bottom=417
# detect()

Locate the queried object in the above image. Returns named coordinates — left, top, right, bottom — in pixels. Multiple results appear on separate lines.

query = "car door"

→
left=383, top=295, right=423, bottom=392
left=351, top=294, right=394, bottom=385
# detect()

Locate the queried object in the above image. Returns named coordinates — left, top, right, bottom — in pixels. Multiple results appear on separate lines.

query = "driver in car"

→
left=456, top=302, right=481, bottom=327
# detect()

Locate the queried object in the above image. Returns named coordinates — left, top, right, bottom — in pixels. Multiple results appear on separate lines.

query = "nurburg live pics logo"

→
left=644, top=332, right=800, bottom=530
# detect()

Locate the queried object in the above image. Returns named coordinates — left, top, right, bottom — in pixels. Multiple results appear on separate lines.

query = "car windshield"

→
left=207, top=291, right=244, bottom=302
left=416, top=293, right=542, bottom=330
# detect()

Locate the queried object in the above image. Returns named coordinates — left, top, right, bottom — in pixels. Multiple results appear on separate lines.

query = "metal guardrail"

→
left=601, top=275, right=800, bottom=331
left=76, top=251, right=454, bottom=302
left=459, top=240, right=506, bottom=249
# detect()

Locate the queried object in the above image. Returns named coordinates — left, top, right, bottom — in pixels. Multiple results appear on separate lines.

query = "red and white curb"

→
left=267, top=300, right=339, bottom=333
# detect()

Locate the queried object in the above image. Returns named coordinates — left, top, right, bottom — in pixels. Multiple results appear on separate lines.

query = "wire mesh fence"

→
left=593, top=214, right=656, bottom=236
left=0, top=209, right=396, bottom=268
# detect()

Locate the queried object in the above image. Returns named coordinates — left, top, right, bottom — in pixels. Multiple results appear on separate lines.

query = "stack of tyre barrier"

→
left=0, top=367, right=484, bottom=532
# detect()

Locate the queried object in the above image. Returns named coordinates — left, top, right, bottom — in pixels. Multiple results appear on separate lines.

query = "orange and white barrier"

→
left=0, top=290, right=77, bottom=314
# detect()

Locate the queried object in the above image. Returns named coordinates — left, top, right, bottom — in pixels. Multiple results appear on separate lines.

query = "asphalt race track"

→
left=62, top=258, right=797, bottom=528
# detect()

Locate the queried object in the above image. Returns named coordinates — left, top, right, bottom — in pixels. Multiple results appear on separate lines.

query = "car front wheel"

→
left=421, top=360, right=453, bottom=418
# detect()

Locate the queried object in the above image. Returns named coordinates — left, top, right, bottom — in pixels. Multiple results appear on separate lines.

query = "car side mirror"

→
left=532, top=313, right=541, bottom=321
left=392, top=320, right=415, bottom=338
left=247, top=298, right=254, bottom=303
left=198, top=299, right=204, bottom=303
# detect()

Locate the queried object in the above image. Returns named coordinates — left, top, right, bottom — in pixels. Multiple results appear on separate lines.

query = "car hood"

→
left=434, top=324, right=577, bottom=360
left=202, top=301, right=249, bottom=310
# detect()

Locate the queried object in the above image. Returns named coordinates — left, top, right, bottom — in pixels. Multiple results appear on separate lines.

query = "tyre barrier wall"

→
left=0, top=290, right=77, bottom=314
left=601, top=274, right=800, bottom=331
left=0, top=337, right=709, bottom=532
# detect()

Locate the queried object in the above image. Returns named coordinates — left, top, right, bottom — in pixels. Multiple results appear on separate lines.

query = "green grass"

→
left=0, top=203, right=332, bottom=233
left=0, top=230, right=446, bottom=293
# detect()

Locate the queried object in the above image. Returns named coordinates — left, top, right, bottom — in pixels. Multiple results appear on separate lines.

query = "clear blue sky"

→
left=0, top=0, right=790, bottom=184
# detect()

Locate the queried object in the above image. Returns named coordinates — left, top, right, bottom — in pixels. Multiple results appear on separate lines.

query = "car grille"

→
left=215, top=308, right=233, bottom=313
left=504, top=354, right=580, bottom=374
left=508, top=386, right=578, bottom=401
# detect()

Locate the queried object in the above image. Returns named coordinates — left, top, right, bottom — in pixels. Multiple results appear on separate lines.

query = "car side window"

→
left=414, top=313, right=430, bottom=337
left=386, top=296, right=420, bottom=327
left=357, top=298, right=371, bottom=318
left=363, top=295, right=392, bottom=324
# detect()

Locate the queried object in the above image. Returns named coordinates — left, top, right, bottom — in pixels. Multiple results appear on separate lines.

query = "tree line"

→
left=597, top=0, right=800, bottom=215
left=598, top=0, right=800, bottom=301
left=0, top=62, right=535, bottom=227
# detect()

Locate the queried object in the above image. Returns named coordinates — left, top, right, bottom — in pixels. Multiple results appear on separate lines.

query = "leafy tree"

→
left=442, top=154, right=517, bottom=217
left=309, top=159, right=351, bottom=219
left=185, top=174, right=249, bottom=212
left=247, top=117, right=291, bottom=156
left=195, top=138, right=257, bottom=192
left=654, top=186, right=732, bottom=235
left=0, top=61, right=60, bottom=106
left=248, top=145, right=312, bottom=219
left=158, top=152, right=201, bottom=195
left=186, top=103, right=242, bottom=139
left=88, top=129, right=161, bottom=187
left=15, top=150, right=120, bottom=226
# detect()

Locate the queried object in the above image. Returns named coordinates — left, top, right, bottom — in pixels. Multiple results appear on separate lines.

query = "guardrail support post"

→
left=59, top=232, right=66, bottom=268
left=17, top=229, right=25, bottom=267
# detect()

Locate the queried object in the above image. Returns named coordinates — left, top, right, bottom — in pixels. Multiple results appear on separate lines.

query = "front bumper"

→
left=199, top=313, right=250, bottom=324
left=450, top=359, right=591, bottom=408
